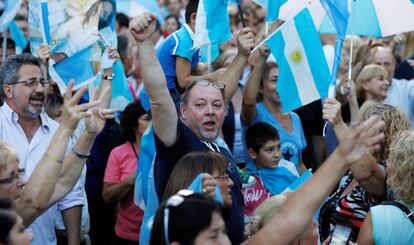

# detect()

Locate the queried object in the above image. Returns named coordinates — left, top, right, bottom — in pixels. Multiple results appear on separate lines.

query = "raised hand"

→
left=129, top=12, right=157, bottom=43
left=37, top=43, right=50, bottom=64
left=84, top=87, right=118, bottom=135
left=201, top=174, right=218, bottom=199
left=322, top=97, right=343, bottom=126
left=337, top=116, right=385, bottom=165
left=101, top=46, right=120, bottom=70
left=60, top=80, right=101, bottom=131
left=258, top=43, right=270, bottom=58
left=237, top=28, right=255, bottom=56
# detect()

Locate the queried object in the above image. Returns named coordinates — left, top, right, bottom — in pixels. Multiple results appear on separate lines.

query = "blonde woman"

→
left=246, top=193, right=319, bottom=245
left=355, top=64, right=390, bottom=102
left=358, top=130, right=414, bottom=244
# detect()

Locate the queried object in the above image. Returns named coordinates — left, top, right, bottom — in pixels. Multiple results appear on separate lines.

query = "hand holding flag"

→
left=236, top=28, right=255, bottom=56
left=101, top=46, right=120, bottom=70
left=129, top=12, right=157, bottom=43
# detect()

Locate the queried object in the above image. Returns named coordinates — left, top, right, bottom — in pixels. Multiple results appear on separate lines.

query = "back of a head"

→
left=246, top=122, right=280, bottom=153
left=162, top=152, right=227, bottom=201
left=185, top=0, right=199, bottom=24
left=387, top=130, right=414, bottom=205
left=150, top=193, right=221, bottom=245
left=246, top=194, right=289, bottom=237
left=359, top=102, right=410, bottom=162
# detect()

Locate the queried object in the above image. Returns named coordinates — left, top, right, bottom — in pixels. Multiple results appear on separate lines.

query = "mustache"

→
left=29, top=93, right=45, bottom=100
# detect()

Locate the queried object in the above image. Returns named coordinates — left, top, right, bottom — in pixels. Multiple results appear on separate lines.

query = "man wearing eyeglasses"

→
left=130, top=12, right=255, bottom=244
left=0, top=54, right=84, bottom=245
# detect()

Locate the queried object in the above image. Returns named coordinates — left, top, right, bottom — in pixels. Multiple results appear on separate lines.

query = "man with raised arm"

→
left=130, top=12, right=255, bottom=244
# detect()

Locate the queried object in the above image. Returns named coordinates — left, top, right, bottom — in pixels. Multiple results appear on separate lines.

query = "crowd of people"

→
left=0, top=0, right=414, bottom=244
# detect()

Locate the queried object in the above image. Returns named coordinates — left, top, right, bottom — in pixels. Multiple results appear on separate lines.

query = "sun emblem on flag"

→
left=291, top=50, right=302, bottom=63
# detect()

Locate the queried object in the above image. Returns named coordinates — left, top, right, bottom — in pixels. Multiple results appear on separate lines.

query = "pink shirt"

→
left=104, top=142, right=144, bottom=241
left=242, top=175, right=271, bottom=222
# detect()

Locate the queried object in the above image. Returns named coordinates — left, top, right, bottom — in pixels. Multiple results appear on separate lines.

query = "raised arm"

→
left=48, top=87, right=117, bottom=206
left=323, top=97, right=386, bottom=199
left=130, top=13, right=178, bottom=146
left=15, top=82, right=99, bottom=226
left=241, top=44, right=269, bottom=125
left=245, top=116, right=385, bottom=245
left=221, top=28, right=255, bottom=105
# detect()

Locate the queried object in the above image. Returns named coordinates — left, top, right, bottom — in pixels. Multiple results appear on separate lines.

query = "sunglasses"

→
left=163, top=189, right=197, bottom=245
left=0, top=168, right=25, bottom=185
left=8, top=78, right=50, bottom=87
left=184, top=80, right=226, bottom=94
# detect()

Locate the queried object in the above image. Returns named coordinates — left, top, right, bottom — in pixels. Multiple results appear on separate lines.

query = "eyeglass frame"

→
left=0, top=168, right=25, bottom=185
left=181, top=80, right=226, bottom=105
left=7, top=77, right=51, bottom=87
left=163, top=189, right=197, bottom=245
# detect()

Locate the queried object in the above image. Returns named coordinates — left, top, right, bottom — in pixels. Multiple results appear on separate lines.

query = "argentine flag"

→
left=0, top=0, right=23, bottom=32
left=194, top=0, right=232, bottom=48
left=266, top=7, right=331, bottom=112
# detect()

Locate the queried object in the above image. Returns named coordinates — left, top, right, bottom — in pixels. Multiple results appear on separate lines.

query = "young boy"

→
left=242, top=122, right=299, bottom=223
left=139, top=0, right=220, bottom=110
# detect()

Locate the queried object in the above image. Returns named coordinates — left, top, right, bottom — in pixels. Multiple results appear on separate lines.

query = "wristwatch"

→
left=103, top=73, right=115, bottom=81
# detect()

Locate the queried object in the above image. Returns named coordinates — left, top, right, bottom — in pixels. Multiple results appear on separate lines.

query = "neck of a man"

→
left=6, top=101, right=41, bottom=143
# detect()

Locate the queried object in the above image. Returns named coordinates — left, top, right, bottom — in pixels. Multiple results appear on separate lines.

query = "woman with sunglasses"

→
left=162, top=151, right=233, bottom=207
left=150, top=116, right=385, bottom=245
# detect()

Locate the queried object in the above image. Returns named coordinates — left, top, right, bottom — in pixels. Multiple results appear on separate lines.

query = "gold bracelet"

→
left=45, top=153, right=64, bottom=164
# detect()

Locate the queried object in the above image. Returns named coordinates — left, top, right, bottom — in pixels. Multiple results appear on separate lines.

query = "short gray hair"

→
left=0, top=53, right=41, bottom=99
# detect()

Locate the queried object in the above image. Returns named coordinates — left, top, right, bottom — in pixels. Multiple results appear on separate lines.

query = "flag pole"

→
left=207, top=44, right=212, bottom=72
left=347, top=0, right=357, bottom=88
left=237, top=2, right=247, bottom=28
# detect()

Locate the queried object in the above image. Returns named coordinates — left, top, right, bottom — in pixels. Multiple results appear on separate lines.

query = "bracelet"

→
left=71, top=147, right=90, bottom=159
left=45, top=153, right=64, bottom=164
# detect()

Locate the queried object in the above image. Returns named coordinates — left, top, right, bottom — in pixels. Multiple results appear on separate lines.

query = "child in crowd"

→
left=242, top=122, right=299, bottom=223
left=139, top=0, right=220, bottom=111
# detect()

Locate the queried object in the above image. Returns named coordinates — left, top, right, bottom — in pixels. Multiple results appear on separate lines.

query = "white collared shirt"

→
left=0, top=102, right=83, bottom=245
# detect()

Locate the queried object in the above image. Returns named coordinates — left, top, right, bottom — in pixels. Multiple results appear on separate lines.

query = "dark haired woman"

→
left=103, top=101, right=151, bottom=245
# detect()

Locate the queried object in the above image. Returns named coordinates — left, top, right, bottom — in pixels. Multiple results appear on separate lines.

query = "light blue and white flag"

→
left=134, top=126, right=159, bottom=245
left=0, top=0, right=23, bottom=33
left=320, top=0, right=349, bottom=96
left=194, top=0, right=232, bottom=48
left=266, top=7, right=331, bottom=112
left=318, top=0, right=414, bottom=37
left=188, top=173, right=223, bottom=204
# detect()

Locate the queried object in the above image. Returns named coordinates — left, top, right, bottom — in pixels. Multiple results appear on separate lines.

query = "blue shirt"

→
left=139, top=24, right=200, bottom=110
left=371, top=202, right=414, bottom=244
left=243, top=103, right=307, bottom=169
left=157, top=23, right=199, bottom=89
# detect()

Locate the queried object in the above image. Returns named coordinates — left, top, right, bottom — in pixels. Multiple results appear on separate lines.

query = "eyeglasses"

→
left=0, top=168, right=25, bottom=185
left=163, top=189, right=196, bottom=245
left=213, top=171, right=230, bottom=181
left=8, top=78, right=50, bottom=87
